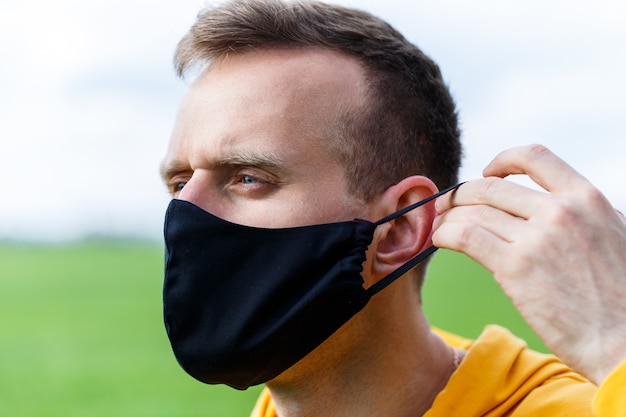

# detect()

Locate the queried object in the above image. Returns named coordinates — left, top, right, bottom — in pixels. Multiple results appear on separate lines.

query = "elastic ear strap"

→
left=374, top=182, right=465, bottom=226
left=366, top=182, right=464, bottom=296
left=366, top=245, right=438, bottom=296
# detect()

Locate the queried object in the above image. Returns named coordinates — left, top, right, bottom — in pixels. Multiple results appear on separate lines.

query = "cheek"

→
left=240, top=192, right=358, bottom=228
left=296, top=188, right=364, bottom=225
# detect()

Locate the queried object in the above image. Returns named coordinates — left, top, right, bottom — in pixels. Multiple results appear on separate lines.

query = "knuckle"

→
left=543, top=198, right=578, bottom=226
left=455, top=223, right=476, bottom=250
left=578, top=184, right=607, bottom=210
left=541, top=185, right=608, bottom=227
left=474, top=205, right=494, bottom=222
left=477, top=177, right=502, bottom=200
left=525, top=144, right=551, bottom=161
left=433, top=222, right=474, bottom=252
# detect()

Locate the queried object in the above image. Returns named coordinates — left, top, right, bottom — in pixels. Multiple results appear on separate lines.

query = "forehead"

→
left=165, top=48, right=367, bottom=166
left=202, top=47, right=368, bottom=109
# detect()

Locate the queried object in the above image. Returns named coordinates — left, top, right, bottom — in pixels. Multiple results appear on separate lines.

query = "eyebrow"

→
left=159, top=159, right=186, bottom=183
left=159, top=151, right=287, bottom=183
left=217, top=152, right=285, bottom=171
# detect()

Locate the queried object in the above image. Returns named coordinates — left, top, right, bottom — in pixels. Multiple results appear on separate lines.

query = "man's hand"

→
left=432, top=144, right=626, bottom=384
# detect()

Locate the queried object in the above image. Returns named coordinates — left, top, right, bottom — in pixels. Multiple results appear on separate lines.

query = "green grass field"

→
left=0, top=242, right=546, bottom=417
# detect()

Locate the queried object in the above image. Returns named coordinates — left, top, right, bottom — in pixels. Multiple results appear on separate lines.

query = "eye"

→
left=227, top=171, right=278, bottom=197
left=241, top=175, right=258, bottom=184
left=167, top=180, right=188, bottom=197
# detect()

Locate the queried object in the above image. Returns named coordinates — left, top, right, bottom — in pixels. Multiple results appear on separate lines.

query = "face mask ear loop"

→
left=367, top=245, right=438, bottom=296
left=373, top=182, right=465, bottom=227
left=367, top=182, right=465, bottom=296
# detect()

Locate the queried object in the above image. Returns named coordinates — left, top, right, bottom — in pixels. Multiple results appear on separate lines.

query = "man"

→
left=160, top=0, right=597, bottom=415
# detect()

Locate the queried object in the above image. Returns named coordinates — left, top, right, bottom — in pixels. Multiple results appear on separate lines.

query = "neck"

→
left=266, top=284, right=458, bottom=417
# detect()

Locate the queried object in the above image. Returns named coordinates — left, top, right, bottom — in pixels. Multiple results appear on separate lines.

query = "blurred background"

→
left=0, top=0, right=624, bottom=416
left=0, top=0, right=625, bottom=242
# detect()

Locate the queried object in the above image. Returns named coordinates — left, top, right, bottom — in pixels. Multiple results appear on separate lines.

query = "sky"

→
left=1, top=0, right=625, bottom=242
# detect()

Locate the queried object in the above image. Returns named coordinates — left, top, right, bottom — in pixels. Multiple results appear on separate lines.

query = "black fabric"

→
left=163, top=200, right=375, bottom=389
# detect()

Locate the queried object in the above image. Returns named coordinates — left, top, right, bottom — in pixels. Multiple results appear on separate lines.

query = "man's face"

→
left=161, top=48, right=370, bottom=228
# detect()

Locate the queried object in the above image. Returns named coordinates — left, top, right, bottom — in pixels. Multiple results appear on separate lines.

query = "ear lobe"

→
left=371, top=176, right=438, bottom=279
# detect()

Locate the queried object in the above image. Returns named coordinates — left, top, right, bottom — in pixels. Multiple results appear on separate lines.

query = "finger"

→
left=433, top=204, right=527, bottom=244
left=435, top=177, right=551, bottom=220
left=432, top=220, right=510, bottom=275
left=484, top=144, right=591, bottom=193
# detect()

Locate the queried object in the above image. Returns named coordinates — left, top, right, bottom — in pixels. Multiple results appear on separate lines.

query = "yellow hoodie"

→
left=250, top=326, right=598, bottom=417
left=593, top=359, right=626, bottom=417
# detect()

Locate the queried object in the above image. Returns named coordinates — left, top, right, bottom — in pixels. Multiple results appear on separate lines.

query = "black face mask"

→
left=163, top=183, right=462, bottom=390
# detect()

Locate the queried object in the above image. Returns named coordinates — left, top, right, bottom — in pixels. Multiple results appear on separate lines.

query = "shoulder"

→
left=427, top=325, right=597, bottom=417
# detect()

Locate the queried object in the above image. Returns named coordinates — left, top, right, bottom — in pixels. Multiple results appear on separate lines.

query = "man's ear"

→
left=369, top=176, right=438, bottom=280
